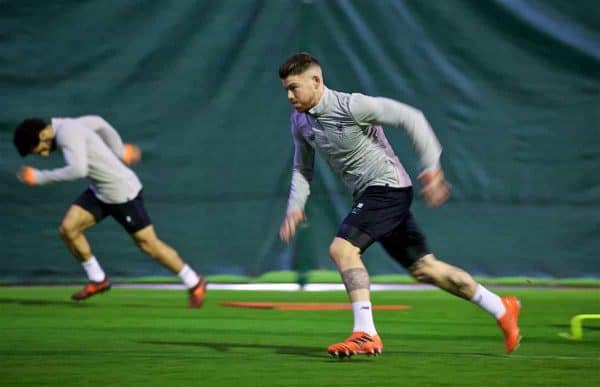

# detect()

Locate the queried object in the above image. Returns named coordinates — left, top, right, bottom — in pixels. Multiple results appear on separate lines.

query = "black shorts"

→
left=336, top=186, right=429, bottom=268
left=73, top=188, right=152, bottom=234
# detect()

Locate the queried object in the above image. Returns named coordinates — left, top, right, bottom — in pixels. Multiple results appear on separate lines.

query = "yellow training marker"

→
left=559, top=314, right=600, bottom=340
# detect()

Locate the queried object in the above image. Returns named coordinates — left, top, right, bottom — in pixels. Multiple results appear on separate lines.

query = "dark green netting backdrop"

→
left=1, top=0, right=598, bottom=280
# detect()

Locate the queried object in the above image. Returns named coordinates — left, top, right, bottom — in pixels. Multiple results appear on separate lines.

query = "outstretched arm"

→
left=350, top=94, right=441, bottom=171
left=79, top=115, right=140, bottom=165
left=279, top=119, right=315, bottom=242
left=19, top=128, right=88, bottom=186
left=349, top=94, right=449, bottom=207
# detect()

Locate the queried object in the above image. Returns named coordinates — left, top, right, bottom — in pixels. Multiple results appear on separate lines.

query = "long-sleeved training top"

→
left=33, top=116, right=142, bottom=204
left=286, top=86, right=442, bottom=213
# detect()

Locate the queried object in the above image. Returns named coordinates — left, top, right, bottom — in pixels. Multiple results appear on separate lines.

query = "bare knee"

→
left=136, top=237, right=158, bottom=257
left=328, top=241, right=343, bottom=261
left=328, top=238, right=360, bottom=265
left=136, top=236, right=176, bottom=260
left=410, top=255, right=476, bottom=296
left=59, top=221, right=80, bottom=241
left=409, top=255, right=459, bottom=284
left=409, top=255, right=440, bottom=284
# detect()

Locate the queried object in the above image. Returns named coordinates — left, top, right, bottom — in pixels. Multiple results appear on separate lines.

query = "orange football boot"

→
left=327, top=331, right=383, bottom=358
left=497, top=296, right=521, bottom=353
left=188, top=278, right=206, bottom=308
left=71, top=277, right=111, bottom=301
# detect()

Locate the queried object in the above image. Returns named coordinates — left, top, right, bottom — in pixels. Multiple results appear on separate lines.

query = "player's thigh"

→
left=62, top=188, right=106, bottom=232
left=378, top=212, right=430, bottom=269
left=337, top=186, right=414, bottom=254
left=60, top=204, right=98, bottom=233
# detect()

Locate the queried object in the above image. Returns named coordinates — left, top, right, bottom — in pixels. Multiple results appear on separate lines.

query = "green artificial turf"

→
left=0, top=287, right=598, bottom=386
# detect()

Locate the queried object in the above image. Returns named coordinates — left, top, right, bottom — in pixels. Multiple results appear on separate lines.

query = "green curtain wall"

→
left=0, top=0, right=598, bottom=280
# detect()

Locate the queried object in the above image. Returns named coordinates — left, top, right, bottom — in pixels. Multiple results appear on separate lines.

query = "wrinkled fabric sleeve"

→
left=78, top=115, right=125, bottom=159
left=35, top=125, right=88, bottom=184
left=349, top=93, right=442, bottom=172
left=286, top=115, right=315, bottom=213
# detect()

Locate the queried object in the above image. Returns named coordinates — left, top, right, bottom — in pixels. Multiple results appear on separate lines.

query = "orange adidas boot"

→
left=497, top=296, right=521, bottom=353
left=71, top=277, right=111, bottom=301
left=188, top=278, right=206, bottom=308
left=327, top=331, right=383, bottom=358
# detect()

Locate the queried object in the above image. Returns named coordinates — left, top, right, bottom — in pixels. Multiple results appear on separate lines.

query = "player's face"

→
left=31, top=127, right=54, bottom=157
left=282, top=73, right=319, bottom=112
left=31, top=140, right=52, bottom=157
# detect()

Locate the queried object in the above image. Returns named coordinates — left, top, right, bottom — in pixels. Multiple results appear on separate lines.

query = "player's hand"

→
left=279, top=209, right=306, bottom=243
left=17, top=166, right=37, bottom=186
left=123, top=143, right=141, bottom=165
left=419, top=167, right=450, bottom=208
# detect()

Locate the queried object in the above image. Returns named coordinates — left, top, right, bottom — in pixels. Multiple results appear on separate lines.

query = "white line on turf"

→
left=110, top=283, right=438, bottom=291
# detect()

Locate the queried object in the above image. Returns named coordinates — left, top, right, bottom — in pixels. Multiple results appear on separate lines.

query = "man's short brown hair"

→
left=278, top=52, right=320, bottom=79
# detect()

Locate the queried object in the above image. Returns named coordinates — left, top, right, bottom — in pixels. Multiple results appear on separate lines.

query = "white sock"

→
left=82, top=256, right=106, bottom=282
left=352, top=301, right=377, bottom=336
left=471, top=284, right=506, bottom=319
left=178, top=264, right=200, bottom=289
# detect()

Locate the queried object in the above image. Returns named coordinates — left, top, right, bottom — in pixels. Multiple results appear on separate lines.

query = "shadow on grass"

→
left=0, top=297, right=163, bottom=309
left=140, top=339, right=324, bottom=358
left=138, top=340, right=379, bottom=361
left=138, top=339, right=511, bottom=362
left=0, top=297, right=92, bottom=307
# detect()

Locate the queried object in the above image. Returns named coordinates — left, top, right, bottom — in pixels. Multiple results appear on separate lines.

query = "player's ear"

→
left=312, top=74, right=321, bottom=88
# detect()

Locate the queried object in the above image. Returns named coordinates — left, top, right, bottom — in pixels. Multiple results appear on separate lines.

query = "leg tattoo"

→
left=447, top=268, right=473, bottom=298
left=341, top=268, right=370, bottom=292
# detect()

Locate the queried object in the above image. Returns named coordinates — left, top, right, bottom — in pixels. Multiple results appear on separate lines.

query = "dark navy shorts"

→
left=336, top=186, right=429, bottom=268
left=73, top=188, right=152, bottom=234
